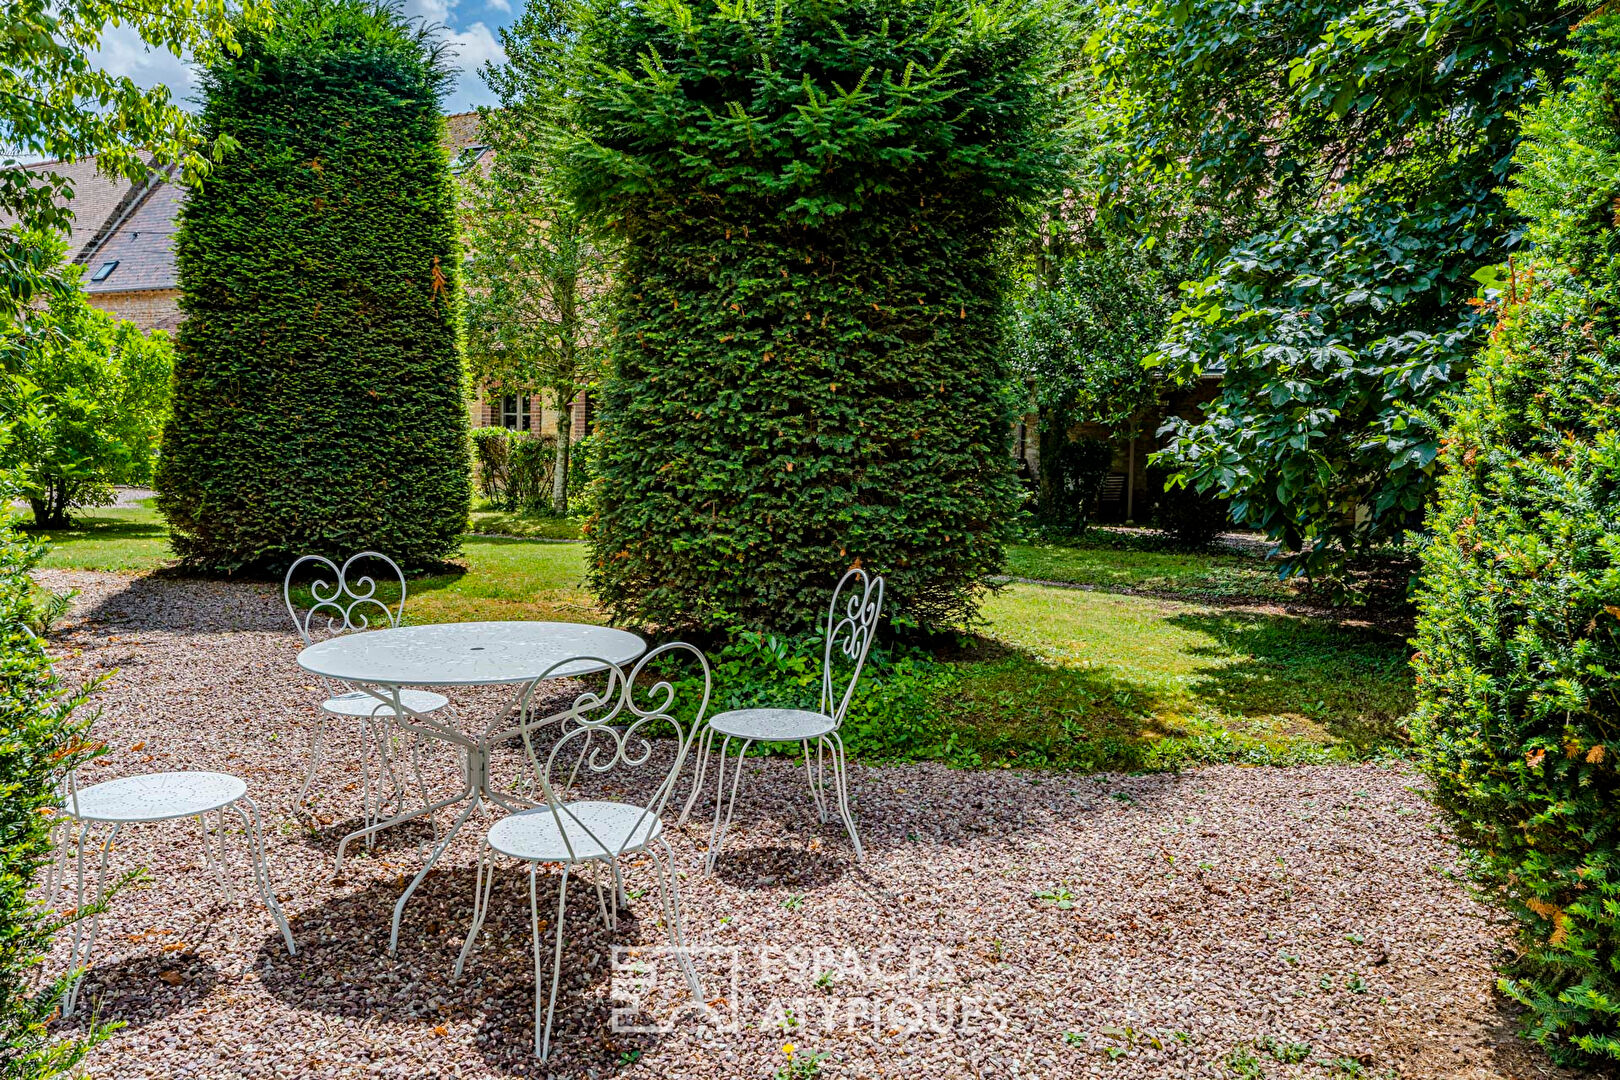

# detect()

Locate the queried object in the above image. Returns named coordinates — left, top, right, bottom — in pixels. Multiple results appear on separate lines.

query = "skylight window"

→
left=90, top=260, right=118, bottom=282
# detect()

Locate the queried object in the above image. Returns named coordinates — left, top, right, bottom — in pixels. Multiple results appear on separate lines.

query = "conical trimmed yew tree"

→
left=157, top=0, right=469, bottom=572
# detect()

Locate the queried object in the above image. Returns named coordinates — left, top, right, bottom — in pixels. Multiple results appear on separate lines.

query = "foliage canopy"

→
left=1093, top=0, right=1578, bottom=579
left=1, top=282, right=173, bottom=529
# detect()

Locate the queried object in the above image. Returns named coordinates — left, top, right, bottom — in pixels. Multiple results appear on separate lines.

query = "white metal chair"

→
left=284, top=552, right=447, bottom=843
left=455, top=642, right=710, bottom=1060
left=52, top=770, right=295, bottom=1017
left=679, top=567, right=883, bottom=870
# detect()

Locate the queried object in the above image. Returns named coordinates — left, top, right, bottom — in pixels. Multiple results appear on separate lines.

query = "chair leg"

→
left=677, top=724, right=714, bottom=827
left=235, top=797, right=296, bottom=955
left=536, top=863, right=572, bottom=1061
left=651, top=838, right=703, bottom=1002
left=455, top=842, right=496, bottom=978
left=294, top=713, right=325, bottom=822
left=706, top=736, right=752, bottom=874
left=801, top=739, right=828, bottom=823
left=825, top=732, right=863, bottom=861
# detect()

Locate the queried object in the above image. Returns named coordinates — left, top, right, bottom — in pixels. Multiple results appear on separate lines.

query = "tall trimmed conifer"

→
left=557, top=0, right=1068, bottom=632
left=157, top=0, right=469, bottom=572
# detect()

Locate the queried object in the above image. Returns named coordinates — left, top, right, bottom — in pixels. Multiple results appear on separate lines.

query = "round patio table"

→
left=296, top=620, right=646, bottom=953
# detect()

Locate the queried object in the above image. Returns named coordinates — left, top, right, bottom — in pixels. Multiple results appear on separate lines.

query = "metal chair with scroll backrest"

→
left=283, top=551, right=447, bottom=841
left=678, top=567, right=884, bottom=870
left=453, top=642, right=711, bottom=1059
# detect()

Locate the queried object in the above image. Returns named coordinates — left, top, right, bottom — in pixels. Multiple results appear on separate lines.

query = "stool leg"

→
left=233, top=797, right=295, bottom=955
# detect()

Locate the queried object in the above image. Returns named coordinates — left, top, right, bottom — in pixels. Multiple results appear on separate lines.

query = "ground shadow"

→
left=53, top=948, right=224, bottom=1033
left=711, top=844, right=851, bottom=891
left=1166, top=610, right=1413, bottom=747
left=65, top=573, right=288, bottom=634
left=258, top=866, right=681, bottom=1076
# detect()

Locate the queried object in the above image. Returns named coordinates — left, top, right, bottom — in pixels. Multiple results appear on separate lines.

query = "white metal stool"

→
left=54, top=771, right=295, bottom=1016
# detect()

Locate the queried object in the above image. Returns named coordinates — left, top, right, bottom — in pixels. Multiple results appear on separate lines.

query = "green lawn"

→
left=23, top=500, right=1412, bottom=770
left=1004, top=531, right=1297, bottom=603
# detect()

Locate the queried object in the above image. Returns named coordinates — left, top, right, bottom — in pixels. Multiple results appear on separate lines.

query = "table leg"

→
left=389, top=784, right=483, bottom=956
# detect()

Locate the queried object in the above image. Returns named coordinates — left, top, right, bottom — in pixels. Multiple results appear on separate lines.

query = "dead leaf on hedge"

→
left=1589, top=745, right=1607, bottom=764
left=1526, top=748, right=1547, bottom=768
left=1526, top=898, right=1571, bottom=946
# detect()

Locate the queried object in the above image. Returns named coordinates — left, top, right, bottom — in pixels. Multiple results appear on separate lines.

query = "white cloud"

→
left=88, top=4, right=504, bottom=116
left=440, top=22, right=506, bottom=112
left=485, top=0, right=513, bottom=14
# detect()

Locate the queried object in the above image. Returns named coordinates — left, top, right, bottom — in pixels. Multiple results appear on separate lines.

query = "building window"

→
left=90, top=260, right=119, bottom=282
left=499, top=394, right=531, bottom=431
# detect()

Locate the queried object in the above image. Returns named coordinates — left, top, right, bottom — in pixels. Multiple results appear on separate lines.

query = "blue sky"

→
left=96, top=0, right=516, bottom=115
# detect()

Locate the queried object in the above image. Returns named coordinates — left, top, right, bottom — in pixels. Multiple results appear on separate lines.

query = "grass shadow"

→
left=1167, top=610, right=1413, bottom=748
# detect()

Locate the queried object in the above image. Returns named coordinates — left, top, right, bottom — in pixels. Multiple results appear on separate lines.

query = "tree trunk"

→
left=1037, top=403, right=1067, bottom=523
left=553, top=387, right=572, bottom=515
left=28, top=482, right=72, bottom=529
left=553, top=262, right=579, bottom=516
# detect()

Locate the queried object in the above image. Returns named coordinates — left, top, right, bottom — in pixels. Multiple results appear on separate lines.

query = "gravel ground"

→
left=35, top=569, right=1585, bottom=1080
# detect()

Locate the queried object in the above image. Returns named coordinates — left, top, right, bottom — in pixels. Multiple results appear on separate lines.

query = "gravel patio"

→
left=37, top=569, right=1578, bottom=1080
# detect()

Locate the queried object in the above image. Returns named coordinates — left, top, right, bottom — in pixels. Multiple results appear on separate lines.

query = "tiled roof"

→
left=83, top=173, right=182, bottom=294
left=0, top=158, right=133, bottom=262
left=9, top=113, right=493, bottom=298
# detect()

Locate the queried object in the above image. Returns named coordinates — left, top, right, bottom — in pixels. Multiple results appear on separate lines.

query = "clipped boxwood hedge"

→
left=156, top=0, right=469, bottom=573
left=558, top=0, right=1068, bottom=632
left=1410, top=12, right=1620, bottom=1062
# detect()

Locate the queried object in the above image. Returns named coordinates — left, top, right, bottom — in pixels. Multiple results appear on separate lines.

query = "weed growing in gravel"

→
left=1224, top=1045, right=1264, bottom=1078
left=773, top=1044, right=827, bottom=1079
left=1256, top=1036, right=1311, bottom=1064
left=1063, top=1030, right=1086, bottom=1046
left=780, top=894, right=805, bottom=912
left=1345, top=974, right=1367, bottom=993
left=1033, top=883, right=1076, bottom=909
left=812, top=969, right=835, bottom=992
left=1327, top=1058, right=1364, bottom=1076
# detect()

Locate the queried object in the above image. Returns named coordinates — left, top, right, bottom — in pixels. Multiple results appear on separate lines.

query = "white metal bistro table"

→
left=295, top=620, right=646, bottom=953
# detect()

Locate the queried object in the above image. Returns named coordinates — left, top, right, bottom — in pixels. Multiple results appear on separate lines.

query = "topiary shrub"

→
left=155, top=0, right=469, bottom=573
left=1409, top=12, right=1620, bottom=1063
left=0, top=498, right=108, bottom=1077
left=557, top=0, right=1069, bottom=632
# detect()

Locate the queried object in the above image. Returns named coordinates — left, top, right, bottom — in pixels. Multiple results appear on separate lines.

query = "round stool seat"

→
left=322, top=688, right=449, bottom=718
left=64, top=771, right=247, bottom=823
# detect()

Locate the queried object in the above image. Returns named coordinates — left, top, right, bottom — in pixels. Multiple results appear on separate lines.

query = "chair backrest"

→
left=283, top=551, right=408, bottom=646
left=820, top=567, right=885, bottom=727
left=515, top=642, right=711, bottom=860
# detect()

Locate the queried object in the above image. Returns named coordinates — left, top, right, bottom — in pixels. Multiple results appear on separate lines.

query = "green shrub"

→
left=0, top=503, right=108, bottom=1076
left=471, top=426, right=557, bottom=512
left=470, top=427, right=511, bottom=502
left=1044, top=437, right=1115, bottom=534
left=1409, top=13, right=1620, bottom=1063
left=155, top=0, right=470, bottom=573
left=1149, top=466, right=1229, bottom=547
left=558, top=0, right=1069, bottom=633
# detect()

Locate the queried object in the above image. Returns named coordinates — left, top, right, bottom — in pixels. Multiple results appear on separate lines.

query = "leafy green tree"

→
left=156, top=0, right=471, bottom=573
left=1093, top=0, right=1579, bottom=580
left=1008, top=239, right=1175, bottom=528
left=555, top=0, right=1071, bottom=632
left=1410, top=12, right=1620, bottom=1062
left=1, top=0, right=271, bottom=313
left=0, top=282, right=173, bottom=529
left=463, top=0, right=615, bottom=515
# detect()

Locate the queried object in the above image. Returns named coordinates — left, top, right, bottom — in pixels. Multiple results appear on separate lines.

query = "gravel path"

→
left=35, top=570, right=1581, bottom=1080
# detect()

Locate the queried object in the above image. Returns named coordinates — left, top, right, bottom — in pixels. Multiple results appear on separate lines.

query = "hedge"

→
left=0, top=506, right=106, bottom=1076
left=557, top=0, right=1069, bottom=632
left=155, top=0, right=469, bottom=573
left=1409, top=11, right=1620, bottom=1062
